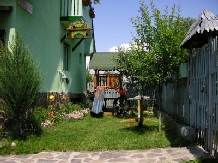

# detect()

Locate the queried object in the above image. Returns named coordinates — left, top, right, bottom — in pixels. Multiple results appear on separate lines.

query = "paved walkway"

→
left=0, top=146, right=213, bottom=163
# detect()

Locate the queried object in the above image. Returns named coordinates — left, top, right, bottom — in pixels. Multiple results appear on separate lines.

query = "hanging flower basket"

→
left=89, top=8, right=95, bottom=18
left=82, top=0, right=91, bottom=6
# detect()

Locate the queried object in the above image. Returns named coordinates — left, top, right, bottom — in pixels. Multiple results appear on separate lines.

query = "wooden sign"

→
left=66, top=19, right=93, bottom=39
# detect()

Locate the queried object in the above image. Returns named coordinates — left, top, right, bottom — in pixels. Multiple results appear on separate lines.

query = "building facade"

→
left=0, top=0, right=96, bottom=102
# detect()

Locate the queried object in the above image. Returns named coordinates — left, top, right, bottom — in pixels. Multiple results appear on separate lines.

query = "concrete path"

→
left=0, top=146, right=213, bottom=163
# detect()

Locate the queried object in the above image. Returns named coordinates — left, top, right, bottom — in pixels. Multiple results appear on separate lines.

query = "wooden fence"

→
left=161, top=36, right=218, bottom=157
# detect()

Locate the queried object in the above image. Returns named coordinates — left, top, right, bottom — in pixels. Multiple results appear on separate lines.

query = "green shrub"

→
left=83, top=99, right=93, bottom=109
left=71, top=104, right=83, bottom=111
left=4, top=113, right=43, bottom=140
left=50, top=112, right=63, bottom=124
left=60, top=102, right=83, bottom=114
left=0, top=31, right=43, bottom=140
left=33, top=107, right=49, bottom=123
left=21, top=114, right=43, bottom=138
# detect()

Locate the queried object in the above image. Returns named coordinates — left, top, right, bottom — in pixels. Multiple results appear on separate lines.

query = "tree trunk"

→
left=158, top=83, right=162, bottom=132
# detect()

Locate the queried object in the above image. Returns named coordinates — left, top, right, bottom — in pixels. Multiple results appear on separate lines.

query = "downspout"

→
left=92, top=18, right=96, bottom=52
left=89, top=4, right=96, bottom=60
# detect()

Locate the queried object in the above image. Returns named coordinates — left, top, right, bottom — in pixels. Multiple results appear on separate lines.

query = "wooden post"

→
left=137, top=99, right=140, bottom=122
left=94, top=70, right=97, bottom=89
left=158, top=84, right=162, bottom=131
left=106, top=74, right=111, bottom=88
left=94, top=70, right=99, bottom=90
left=138, top=96, right=143, bottom=126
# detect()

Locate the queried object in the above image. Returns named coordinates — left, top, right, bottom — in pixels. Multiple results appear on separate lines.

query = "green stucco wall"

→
left=0, top=0, right=94, bottom=95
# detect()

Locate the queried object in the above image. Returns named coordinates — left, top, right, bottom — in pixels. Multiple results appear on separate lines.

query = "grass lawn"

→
left=0, top=111, right=192, bottom=155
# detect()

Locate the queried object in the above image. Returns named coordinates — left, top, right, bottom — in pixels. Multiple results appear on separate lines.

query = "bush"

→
left=60, top=102, right=83, bottom=114
left=0, top=31, right=43, bottom=139
left=33, top=107, right=49, bottom=123
left=83, top=99, right=93, bottom=109
left=21, top=114, right=43, bottom=138
left=4, top=113, right=43, bottom=140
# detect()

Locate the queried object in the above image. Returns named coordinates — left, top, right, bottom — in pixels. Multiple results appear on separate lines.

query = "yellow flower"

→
left=49, top=95, right=55, bottom=100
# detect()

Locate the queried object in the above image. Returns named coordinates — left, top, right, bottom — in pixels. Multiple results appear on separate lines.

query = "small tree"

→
left=86, top=69, right=93, bottom=84
left=0, top=31, right=43, bottom=139
left=114, top=0, right=194, bottom=127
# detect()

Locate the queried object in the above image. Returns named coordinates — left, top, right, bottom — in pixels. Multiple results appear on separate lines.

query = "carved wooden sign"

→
left=66, top=19, right=93, bottom=39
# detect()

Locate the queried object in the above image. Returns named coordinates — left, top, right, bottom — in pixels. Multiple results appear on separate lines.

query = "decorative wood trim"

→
left=66, top=28, right=93, bottom=31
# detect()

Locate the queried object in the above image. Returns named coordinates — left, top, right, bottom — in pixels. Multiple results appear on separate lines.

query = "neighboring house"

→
left=0, top=0, right=96, bottom=103
left=88, top=51, right=148, bottom=99
left=89, top=52, right=119, bottom=91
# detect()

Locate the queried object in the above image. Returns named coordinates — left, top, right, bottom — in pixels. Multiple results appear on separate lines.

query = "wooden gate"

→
left=208, top=36, right=218, bottom=156
left=189, top=36, right=218, bottom=156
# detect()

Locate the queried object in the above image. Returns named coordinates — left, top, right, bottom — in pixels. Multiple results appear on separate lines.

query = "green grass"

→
left=0, top=112, right=193, bottom=155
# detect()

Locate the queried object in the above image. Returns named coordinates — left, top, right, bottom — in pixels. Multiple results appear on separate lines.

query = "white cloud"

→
left=119, top=43, right=131, bottom=50
left=108, top=46, right=118, bottom=52
left=108, top=43, right=130, bottom=52
left=109, top=42, right=149, bottom=52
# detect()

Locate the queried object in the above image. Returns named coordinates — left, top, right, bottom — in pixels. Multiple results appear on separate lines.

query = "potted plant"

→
left=89, top=8, right=95, bottom=18
left=94, top=0, right=100, bottom=4
left=82, top=0, right=91, bottom=6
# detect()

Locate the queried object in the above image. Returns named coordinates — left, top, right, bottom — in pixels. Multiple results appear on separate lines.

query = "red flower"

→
left=50, top=99, right=55, bottom=103
left=65, top=97, right=69, bottom=101
left=119, top=89, right=127, bottom=95
left=50, top=111, right=54, bottom=118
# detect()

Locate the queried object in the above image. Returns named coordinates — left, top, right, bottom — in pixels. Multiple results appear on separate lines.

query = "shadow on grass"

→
left=164, top=125, right=194, bottom=147
left=90, top=111, right=104, bottom=118
left=119, top=124, right=159, bottom=135
left=153, top=109, right=217, bottom=162
left=152, top=107, right=194, bottom=147
left=116, top=110, right=160, bottom=134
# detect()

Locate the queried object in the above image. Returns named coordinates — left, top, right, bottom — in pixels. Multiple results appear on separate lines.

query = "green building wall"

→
left=0, top=0, right=94, bottom=100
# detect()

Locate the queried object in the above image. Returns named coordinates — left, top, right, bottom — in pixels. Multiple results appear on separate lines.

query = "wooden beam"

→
left=72, top=38, right=84, bottom=52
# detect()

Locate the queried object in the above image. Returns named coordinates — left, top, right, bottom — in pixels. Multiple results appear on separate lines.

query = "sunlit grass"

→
left=0, top=112, right=189, bottom=155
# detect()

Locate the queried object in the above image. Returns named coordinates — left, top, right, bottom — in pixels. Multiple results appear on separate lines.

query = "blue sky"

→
left=92, top=0, right=218, bottom=52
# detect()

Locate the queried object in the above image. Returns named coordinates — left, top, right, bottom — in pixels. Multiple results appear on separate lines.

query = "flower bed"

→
left=34, top=93, right=91, bottom=128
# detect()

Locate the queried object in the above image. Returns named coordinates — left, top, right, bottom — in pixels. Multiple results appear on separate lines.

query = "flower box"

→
left=82, top=0, right=91, bottom=6
left=89, top=8, right=95, bottom=18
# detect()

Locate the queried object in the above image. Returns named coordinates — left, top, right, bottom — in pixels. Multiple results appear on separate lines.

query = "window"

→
left=63, top=44, right=69, bottom=71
